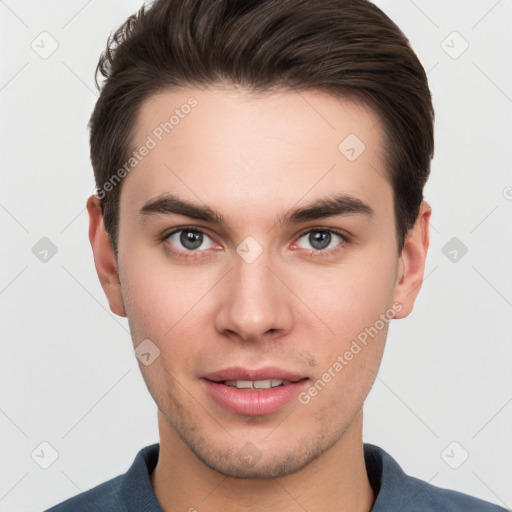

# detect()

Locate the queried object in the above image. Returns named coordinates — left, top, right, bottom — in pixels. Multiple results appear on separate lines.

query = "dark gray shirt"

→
left=44, top=443, right=508, bottom=511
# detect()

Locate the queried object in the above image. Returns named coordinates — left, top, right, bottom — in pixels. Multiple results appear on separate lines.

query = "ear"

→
left=86, top=194, right=126, bottom=317
left=392, top=200, right=431, bottom=319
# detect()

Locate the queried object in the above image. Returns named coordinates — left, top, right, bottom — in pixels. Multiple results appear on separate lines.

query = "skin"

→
left=87, top=85, right=431, bottom=512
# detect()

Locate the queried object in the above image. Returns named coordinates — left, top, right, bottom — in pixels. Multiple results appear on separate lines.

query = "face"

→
left=90, top=85, right=429, bottom=479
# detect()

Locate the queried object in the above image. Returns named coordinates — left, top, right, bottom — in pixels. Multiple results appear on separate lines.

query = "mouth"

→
left=201, top=366, right=310, bottom=415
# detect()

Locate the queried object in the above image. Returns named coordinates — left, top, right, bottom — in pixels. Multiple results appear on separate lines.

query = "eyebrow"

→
left=139, top=193, right=374, bottom=226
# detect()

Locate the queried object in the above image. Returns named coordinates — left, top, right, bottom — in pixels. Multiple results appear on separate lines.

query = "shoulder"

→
left=364, top=444, right=509, bottom=512
left=43, top=475, right=124, bottom=512
left=403, top=472, right=509, bottom=512
left=43, top=443, right=161, bottom=512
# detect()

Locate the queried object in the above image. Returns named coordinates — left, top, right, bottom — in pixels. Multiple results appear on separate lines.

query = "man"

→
left=45, top=0, right=507, bottom=510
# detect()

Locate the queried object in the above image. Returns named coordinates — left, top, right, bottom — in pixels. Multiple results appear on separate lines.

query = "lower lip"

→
left=201, top=379, right=309, bottom=416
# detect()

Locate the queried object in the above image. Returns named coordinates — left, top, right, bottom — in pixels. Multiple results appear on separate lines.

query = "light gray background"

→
left=1, top=1, right=511, bottom=511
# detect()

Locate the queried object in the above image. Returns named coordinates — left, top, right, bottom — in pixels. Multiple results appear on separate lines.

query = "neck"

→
left=150, top=409, right=375, bottom=512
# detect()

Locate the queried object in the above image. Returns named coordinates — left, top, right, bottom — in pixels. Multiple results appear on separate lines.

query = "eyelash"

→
left=161, top=226, right=349, bottom=261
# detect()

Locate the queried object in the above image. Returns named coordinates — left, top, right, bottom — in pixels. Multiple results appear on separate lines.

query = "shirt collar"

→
left=364, top=443, right=428, bottom=511
left=120, top=442, right=420, bottom=511
left=120, top=442, right=163, bottom=511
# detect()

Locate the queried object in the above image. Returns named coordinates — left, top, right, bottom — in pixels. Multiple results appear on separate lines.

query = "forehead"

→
left=120, top=85, right=391, bottom=227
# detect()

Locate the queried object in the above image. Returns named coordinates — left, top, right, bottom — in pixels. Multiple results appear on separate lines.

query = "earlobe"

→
left=392, top=201, right=431, bottom=319
left=86, top=195, right=127, bottom=317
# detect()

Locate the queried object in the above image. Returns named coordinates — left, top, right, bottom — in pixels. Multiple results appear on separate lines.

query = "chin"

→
left=191, top=436, right=335, bottom=480
left=201, top=454, right=310, bottom=479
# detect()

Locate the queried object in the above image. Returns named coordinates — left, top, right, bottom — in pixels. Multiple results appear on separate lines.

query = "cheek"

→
left=297, top=251, right=397, bottom=338
left=120, top=264, right=205, bottom=402
left=120, top=251, right=214, bottom=362
left=301, top=319, right=389, bottom=418
left=291, top=244, right=397, bottom=394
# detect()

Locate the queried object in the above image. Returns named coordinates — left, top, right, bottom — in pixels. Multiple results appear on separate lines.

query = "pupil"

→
left=180, top=230, right=202, bottom=250
left=310, top=231, right=330, bottom=250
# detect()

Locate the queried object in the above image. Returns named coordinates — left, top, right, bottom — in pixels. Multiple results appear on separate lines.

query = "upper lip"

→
left=202, top=366, right=308, bottom=383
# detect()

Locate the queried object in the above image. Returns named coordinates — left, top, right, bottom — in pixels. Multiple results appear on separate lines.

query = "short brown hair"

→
left=89, top=0, right=434, bottom=257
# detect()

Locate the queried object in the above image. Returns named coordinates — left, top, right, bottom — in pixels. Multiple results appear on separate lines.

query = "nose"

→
left=214, top=247, right=294, bottom=343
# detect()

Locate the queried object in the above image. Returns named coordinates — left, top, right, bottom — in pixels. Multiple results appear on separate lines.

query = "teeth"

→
left=224, top=379, right=286, bottom=389
left=254, top=379, right=285, bottom=389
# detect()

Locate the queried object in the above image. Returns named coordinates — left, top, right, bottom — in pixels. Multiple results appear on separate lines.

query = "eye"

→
left=295, top=229, right=347, bottom=255
left=164, top=228, right=216, bottom=255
